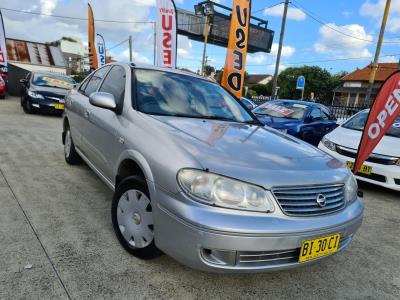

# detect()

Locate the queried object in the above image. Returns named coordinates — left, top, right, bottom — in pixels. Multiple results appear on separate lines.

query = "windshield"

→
left=253, top=101, right=308, bottom=120
left=135, top=69, right=254, bottom=123
left=343, top=111, right=400, bottom=138
left=32, top=74, right=75, bottom=89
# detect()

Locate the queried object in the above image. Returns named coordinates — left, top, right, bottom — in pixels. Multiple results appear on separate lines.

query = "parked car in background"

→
left=253, top=100, right=338, bottom=146
left=62, top=63, right=363, bottom=272
left=20, top=72, right=76, bottom=114
left=241, top=97, right=257, bottom=110
left=0, top=76, right=6, bottom=99
left=319, top=110, right=400, bottom=191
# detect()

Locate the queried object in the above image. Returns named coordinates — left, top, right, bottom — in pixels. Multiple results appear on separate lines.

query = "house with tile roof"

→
left=333, top=62, right=399, bottom=106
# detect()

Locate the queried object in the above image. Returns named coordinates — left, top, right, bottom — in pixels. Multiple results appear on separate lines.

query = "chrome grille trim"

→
left=237, top=235, right=351, bottom=267
left=272, top=184, right=346, bottom=216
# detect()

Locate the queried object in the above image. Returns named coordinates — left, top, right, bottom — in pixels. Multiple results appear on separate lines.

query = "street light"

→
left=194, top=1, right=216, bottom=75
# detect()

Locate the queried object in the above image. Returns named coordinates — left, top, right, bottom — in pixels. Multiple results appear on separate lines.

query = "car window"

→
left=78, top=75, right=92, bottom=93
left=82, top=66, right=111, bottom=97
left=253, top=101, right=308, bottom=120
left=135, top=69, right=254, bottom=123
left=32, top=74, right=75, bottom=89
left=343, top=111, right=400, bottom=138
left=321, top=107, right=331, bottom=120
left=310, top=108, right=322, bottom=121
left=99, top=66, right=125, bottom=110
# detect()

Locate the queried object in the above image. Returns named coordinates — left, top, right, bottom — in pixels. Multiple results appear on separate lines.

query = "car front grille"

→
left=336, top=145, right=398, bottom=165
left=272, top=184, right=346, bottom=216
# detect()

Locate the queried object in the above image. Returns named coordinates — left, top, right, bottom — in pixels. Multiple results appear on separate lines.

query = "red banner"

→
left=354, top=71, right=400, bottom=174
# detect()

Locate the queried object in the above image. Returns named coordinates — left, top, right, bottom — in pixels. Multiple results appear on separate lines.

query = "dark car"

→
left=253, top=100, right=338, bottom=146
left=20, top=72, right=76, bottom=114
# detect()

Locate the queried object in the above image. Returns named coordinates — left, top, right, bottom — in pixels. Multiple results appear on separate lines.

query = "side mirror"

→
left=89, top=92, right=117, bottom=111
left=20, top=79, right=27, bottom=85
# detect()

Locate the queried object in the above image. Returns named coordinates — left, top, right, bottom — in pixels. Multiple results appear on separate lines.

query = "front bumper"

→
left=319, top=143, right=400, bottom=191
left=153, top=188, right=364, bottom=273
left=29, top=97, right=65, bottom=113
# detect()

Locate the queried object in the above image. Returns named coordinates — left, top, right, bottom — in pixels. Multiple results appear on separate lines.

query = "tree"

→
left=251, top=84, right=269, bottom=96
left=271, top=66, right=347, bottom=104
left=204, top=65, right=215, bottom=76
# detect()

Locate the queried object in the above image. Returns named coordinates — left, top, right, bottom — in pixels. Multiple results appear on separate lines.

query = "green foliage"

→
left=251, top=84, right=269, bottom=96
left=204, top=65, right=215, bottom=76
left=273, top=66, right=347, bottom=103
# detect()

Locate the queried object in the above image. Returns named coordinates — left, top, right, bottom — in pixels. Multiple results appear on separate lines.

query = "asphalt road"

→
left=0, top=97, right=399, bottom=300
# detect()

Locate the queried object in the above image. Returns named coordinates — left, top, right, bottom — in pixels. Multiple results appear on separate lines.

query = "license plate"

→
left=299, top=233, right=341, bottom=263
left=346, top=161, right=372, bottom=175
left=55, top=104, right=64, bottom=110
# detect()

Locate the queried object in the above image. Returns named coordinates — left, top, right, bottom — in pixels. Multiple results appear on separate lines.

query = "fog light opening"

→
left=201, top=248, right=237, bottom=266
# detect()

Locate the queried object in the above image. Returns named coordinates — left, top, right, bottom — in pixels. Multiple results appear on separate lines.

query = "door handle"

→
left=84, top=110, right=90, bottom=118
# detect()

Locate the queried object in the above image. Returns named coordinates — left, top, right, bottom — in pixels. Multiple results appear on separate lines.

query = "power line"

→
left=252, top=2, right=284, bottom=14
left=290, top=1, right=400, bottom=45
left=0, top=7, right=155, bottom=24
left=107, top=39, right=129, bottom=51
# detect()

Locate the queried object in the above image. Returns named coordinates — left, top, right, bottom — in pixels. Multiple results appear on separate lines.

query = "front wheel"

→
left=112, top=176, right=162, bottom=259
left=64, top=128, right=82, bottom=165
left=23, top=99, right=34, bottom=114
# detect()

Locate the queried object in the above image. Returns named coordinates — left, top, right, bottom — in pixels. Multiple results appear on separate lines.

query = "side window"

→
left=99, top=66, right=126, bottom=111
left=78, top=75, right=92, bottom=94
left=310, top=108, right=322, bottom=121
left=321, top=107, right=331, bottom=120
left=82, top=66, right=111, bottom=97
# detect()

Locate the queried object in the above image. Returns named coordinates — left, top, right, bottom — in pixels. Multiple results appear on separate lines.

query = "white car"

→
left=319, top=110, right=400, bottom=191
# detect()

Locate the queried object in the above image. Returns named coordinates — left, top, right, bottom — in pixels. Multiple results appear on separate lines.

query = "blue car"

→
left=252, top=100, right=338, bottom=146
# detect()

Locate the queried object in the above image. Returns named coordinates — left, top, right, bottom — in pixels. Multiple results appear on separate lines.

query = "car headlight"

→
left=177, top=169, right=275, bottom=212
left=344, top=173, right=358, bottom=203
left=28, top=90, right=44, bottom=99
left=321, top=137, right=336, bottom=151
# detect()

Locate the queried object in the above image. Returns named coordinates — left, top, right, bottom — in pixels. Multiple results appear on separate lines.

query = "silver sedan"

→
left=62, top=63, right=364, bottom=272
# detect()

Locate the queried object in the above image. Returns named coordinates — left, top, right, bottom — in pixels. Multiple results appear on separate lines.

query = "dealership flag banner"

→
left=221, top=0, right=251, bottom=99
left=96, top=34, right=106, bottom=68
left=88, top=4, right=98, bottom=70
left=0, top=10, right=8, bottom=74
left=156, top=0, right=177, bottom=68
left=353, top=71, right=400, bottom=174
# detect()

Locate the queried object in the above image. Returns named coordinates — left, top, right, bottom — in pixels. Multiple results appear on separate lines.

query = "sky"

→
left=1, top=0, right=400, bottom=75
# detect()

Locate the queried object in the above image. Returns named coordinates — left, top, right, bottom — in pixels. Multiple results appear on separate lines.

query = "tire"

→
left=112, top=176, right=162, bottom=259
left=23, top=99, right=34, bottom=114
left=64, top=127, right=82, bottom=165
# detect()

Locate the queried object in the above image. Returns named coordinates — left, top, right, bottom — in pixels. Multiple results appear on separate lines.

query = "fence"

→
left=328, top=104, right=368, bottom=123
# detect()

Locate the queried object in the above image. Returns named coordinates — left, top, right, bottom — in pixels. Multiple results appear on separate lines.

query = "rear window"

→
left=253, top=101, right=308, bottom=120
left=343, top=111, right=400, bottom=138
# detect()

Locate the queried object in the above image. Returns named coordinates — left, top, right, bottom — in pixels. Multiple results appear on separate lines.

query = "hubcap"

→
left=64, top=130, right=72, bottom=158
left=117, top=189, right=154, bottom=248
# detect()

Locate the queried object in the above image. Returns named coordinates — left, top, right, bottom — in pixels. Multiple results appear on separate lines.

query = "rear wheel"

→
left=112, top=176, right=162, bottom=259
left=64, top=128, right=82, bottom=165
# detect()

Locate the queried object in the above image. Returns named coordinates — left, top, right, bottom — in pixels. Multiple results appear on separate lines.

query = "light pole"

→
left=272, top=0, right=289, bottom=99
left=364, top=0, right=391, bottom=105
left=195, top=1, right=215, bottom=76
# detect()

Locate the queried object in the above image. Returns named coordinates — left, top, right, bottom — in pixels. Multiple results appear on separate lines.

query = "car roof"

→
left=274, top=99, right=320, bottom=107
left=109, top=62, right=213, bottom=82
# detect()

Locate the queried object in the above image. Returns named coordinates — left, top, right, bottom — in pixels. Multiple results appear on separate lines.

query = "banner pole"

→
left=153, top=22, right=157, bottom=65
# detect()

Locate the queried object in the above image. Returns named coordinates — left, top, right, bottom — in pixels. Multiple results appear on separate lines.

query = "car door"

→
left=321, top=106, right=338, bottom=135
left=84, top=65, right=127, bottom=180
left=76, top=66, right=111, bottom=161
left=301, top=108, right=324, bottom=146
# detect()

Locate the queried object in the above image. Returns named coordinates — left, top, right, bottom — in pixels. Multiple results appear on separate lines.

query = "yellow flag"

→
left=221, top=0, right=251, bottom=99
left=88, top=3, right=98, bottom=70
